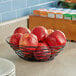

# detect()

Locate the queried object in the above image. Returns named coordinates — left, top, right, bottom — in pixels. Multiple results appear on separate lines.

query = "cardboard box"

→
left=72, top=14, right=76, bottom=20
left=29, top=15, right=76, bottom=40
left=40, top=9, right=48, bottom=17
left=33, top=9, right=48, bottom=17
left=63, top=14, right=72, bottom=20
left=33, top=10, right=40, bottom=16
left=70, top=10, right=76, bottom=20
left=48, top=10, right=56, bottom=18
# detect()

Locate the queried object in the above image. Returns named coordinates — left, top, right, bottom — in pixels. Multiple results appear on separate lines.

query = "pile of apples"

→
left=10, top=26, right=66, bottom=61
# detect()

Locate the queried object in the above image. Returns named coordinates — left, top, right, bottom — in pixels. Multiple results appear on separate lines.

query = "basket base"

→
left=19, top=56, right=54, bottom=62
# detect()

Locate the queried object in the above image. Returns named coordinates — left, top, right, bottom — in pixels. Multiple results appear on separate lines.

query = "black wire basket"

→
left=6, top=37, right=65, bottom=62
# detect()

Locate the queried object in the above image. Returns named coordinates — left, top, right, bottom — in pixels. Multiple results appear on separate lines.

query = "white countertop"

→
left=0, top=42, right=76, bottom=76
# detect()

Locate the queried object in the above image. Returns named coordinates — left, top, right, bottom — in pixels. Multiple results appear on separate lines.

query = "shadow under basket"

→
left=6, top=37, right=65, bottom=62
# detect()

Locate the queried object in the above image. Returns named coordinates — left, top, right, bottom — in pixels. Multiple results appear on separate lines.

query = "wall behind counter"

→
left=0, top=0, right=58, bottom=22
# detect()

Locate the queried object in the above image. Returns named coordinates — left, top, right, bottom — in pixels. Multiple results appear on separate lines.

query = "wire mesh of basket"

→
left=6, top=37, right=65, bottom=62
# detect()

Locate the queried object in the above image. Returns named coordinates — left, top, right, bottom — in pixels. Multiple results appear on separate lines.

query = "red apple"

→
left=31, top=26, right=48, bottom=41
left=46, top=30, right=66, bottom=46
left=10, top=33, right=22, bottom=45
left=14, top=27, right=30, bottom=34
left=47, top=29, right=54, bottom=35
left=19, top=33, right=38, bottom=57
left=34, top=42, right=51, bottom=61
left=42, top=29, right=54, bottom=43
left=46, top=30, right=66, bottom=53
left=42, top=34, right=48, bottom=43
left=10, top=33, right=23, bottom=50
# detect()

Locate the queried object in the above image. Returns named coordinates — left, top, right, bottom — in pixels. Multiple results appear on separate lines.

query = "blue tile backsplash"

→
left=13, top=0, right=27, bottom=10
left=0, top=0, right=58, bottom=22
left=0, top=1, right=11, bottom=13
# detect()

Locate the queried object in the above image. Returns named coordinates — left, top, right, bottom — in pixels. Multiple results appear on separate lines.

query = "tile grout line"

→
left=11, top=0, right=13, bottom=11
left=11, top=0, right=17, bottom=18
left=16, top=10, right=18, bottom=18
left=26, top=0, right=27, bottom=8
